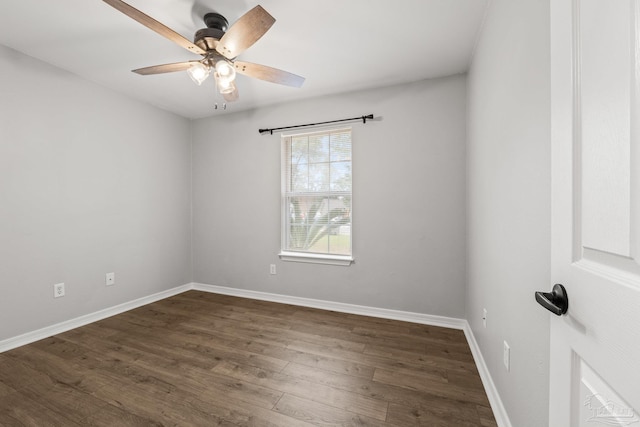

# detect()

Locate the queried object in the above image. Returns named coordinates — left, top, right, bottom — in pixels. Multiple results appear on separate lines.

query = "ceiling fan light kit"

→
left=215, top=72, right=237, bottom=94
left=215, top=60, right=236, bottom=82
left=187, top=62, right=210, bottom=85
left=102, top=0, right=305, bottom=105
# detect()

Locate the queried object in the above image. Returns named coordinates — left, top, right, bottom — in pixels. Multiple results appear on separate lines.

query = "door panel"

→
left=580, top=0, right=631, bottom=257
left=577, top=357, right=639, bottom=427
left=550, top=0, right=640, bottom=426
left=578, top=0, right=640, bottom=284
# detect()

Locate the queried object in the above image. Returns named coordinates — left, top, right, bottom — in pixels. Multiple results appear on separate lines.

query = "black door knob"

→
left=535, top=284, right=569, bottom=316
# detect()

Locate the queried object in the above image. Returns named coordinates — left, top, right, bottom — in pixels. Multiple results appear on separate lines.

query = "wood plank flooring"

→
left=0, top=291, right=497, bottom=426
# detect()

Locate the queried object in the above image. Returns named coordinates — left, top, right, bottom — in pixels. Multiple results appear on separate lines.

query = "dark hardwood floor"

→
left=0, top=291, right=497, bottom=426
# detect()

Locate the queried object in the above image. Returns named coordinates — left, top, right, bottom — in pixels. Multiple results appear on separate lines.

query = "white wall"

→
left=0, top=45, right=192, bottom=341
left=466, top=0, right=551, bottom=426
left=192, top=75, right=467, bottom=318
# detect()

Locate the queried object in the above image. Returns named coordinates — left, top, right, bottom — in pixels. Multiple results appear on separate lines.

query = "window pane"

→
left=309, top=163, right=330, bottom=192
left=309, top=134, right=330, bottom=163
left=292, top=163, right=308, bottom=192
left=330, top=161, right=351, bottom=191
left=329, top=231, right=351, bottom=255
left=291, top=137, right=308, bottom=165
left=330, top=132, right=351, bottom=161
left=282, top=128, right=352, bottom=257
left=285, top=194, right=351, bottom=254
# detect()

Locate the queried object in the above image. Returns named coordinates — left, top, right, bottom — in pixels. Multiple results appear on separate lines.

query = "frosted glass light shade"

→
left=215, top=60, right=236, bottom=83
left=187, top=63, right=210, bottom=85
left=215, top=72, right=237, bottom=94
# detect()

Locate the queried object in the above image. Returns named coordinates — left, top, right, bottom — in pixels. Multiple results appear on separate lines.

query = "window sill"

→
left=279, top=251, right=354, bottom=266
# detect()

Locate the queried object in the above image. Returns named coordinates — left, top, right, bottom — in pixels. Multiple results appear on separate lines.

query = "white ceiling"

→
left=0, top=0, right=487, bottom=119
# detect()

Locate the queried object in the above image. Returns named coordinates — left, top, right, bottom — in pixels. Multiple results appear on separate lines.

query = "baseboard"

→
left=0, top=283, right=192, bottom=353
left=191, top=282, right=467, bottom=330
left=463, top=321, right=513, bottom=427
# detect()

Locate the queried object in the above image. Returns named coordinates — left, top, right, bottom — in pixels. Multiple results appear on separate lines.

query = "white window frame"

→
left=279, top=127, right=354, bottom=266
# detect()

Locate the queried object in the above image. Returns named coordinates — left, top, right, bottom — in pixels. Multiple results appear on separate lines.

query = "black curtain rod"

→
left=259, top=114, right=374, bottom=135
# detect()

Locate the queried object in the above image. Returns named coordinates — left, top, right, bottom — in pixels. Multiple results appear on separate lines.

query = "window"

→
left=280, top=128, right=352, bottom=265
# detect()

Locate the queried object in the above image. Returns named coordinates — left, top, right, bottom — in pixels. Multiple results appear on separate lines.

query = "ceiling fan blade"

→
left=234, top=61, right=305, bottom=88
left=102, top=0, right=206, bottom=56
left=216, top=5, right=275, bottom=59
left=223, top=88, right=239, bottom=102
left=132, top=61, right=199, bottom=75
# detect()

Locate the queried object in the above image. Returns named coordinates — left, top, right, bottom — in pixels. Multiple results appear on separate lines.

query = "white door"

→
left=549, top=0, right=640, bottom=426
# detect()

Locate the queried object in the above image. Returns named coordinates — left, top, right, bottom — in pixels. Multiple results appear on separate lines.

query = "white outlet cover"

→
left=53, top=283, right=65, bottom=298
left=482, top=308, right=487, bottom=328
left=106, top=272, right=115, bottom=286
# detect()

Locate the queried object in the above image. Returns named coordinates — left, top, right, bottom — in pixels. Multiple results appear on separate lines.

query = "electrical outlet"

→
left=53, top=283, right=65, bottom=298
left=270, top=264, right=276, bottom=275
left=482, top=308, right=487, bottom=328
left=106, top=272, right=115, bottom=286
left=503, top=341, right=510, bottom=371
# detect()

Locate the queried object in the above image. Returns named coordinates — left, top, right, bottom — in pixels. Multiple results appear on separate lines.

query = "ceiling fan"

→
left=102, top=0, right=305, bottom=103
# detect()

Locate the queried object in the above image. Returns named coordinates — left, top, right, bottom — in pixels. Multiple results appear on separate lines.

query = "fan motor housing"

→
left=195, top=13, right=229, bottom=51
left=194, top=27, right=225, bottom=51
